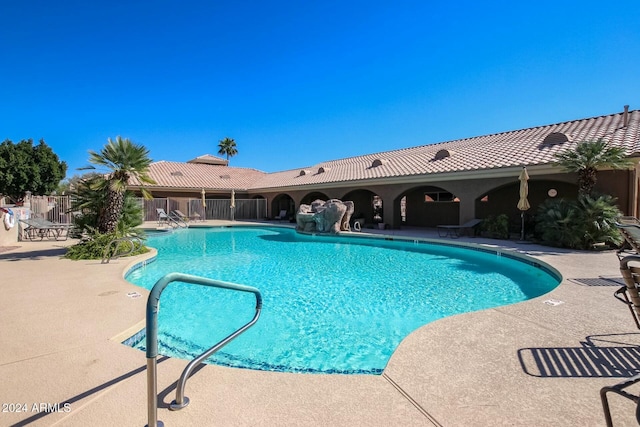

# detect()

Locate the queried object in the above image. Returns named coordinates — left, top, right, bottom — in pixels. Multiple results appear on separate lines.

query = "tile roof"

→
left=130, top=109, right=640, bottom=192
left=129, top=161, right=265, bottom=191
left=187, top=154, right=228, bottom=165
left=252, top=109, right=640, bottom=189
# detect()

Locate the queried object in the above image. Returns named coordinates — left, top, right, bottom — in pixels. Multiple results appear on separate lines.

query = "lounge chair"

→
left=619, top=216, right=640, bottom=225
left=437, top=218, right=482, bottom=238
left=601, top=253, right=640, bottom=426
left=156, top=208, right=170, bottom=225
left=616, top=223, right=640, bottom=259
left=600, top=372, right=640, bottom=427
left=19, top=217, right=70, bottom=241
left=615, top=254, right=640, bottom=329
left=156, top=208, right=188, bottom=228
left=173, top=209, right=201, bottom=222
left=274, top=210, right=288, bottom=221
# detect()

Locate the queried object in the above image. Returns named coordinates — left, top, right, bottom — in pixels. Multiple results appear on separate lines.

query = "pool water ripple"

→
left=125, top=226, right=560, bottom=374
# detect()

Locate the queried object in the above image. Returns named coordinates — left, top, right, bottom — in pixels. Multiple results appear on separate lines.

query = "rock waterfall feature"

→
left=295, top=199, right=354, bottom=234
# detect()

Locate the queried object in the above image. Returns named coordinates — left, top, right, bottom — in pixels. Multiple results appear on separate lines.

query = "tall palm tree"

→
left=86, top=136, right=155, bottom=233
left=553, top=139, right=632, bottom=195
left=217, top=137, right=238, bottom=162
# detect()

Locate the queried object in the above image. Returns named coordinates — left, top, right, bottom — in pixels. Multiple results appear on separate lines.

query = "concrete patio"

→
left=1, top=221, right=639, bottom=426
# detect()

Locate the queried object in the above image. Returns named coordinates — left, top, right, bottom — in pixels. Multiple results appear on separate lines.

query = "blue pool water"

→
left=125, top=226, right=560, bottom=374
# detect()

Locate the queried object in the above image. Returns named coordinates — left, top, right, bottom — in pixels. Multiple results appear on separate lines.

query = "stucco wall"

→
left=0, top=208, right=29, bottom=246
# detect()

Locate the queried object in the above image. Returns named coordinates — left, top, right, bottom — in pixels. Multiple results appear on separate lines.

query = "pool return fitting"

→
left=145, top=272, right=262, bottom=427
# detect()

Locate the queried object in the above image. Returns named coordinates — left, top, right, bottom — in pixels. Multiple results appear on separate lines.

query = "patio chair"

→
left=619, top=216, right=640, bottom=225
left=437, top=218, right=482, bottom=238
left=600, top=367, right=640, bottom=426
left=599, top=253, right=640, bottom=425
left=274, top=210, right=288, bottom=221
left=172, top=209, right=201, bottom=222
left=616, top=223, right=640, bottom=259
left=156, top=208, right=170, bottom=226
left=156, top=208, right=187, bottom=228
left=615, top=254, right=640, bottom=329
left=19, top=217, right=70, bottom=241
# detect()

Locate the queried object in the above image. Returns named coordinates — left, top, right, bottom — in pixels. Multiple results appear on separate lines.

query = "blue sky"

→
left=2, top=1, right=639, bottom=179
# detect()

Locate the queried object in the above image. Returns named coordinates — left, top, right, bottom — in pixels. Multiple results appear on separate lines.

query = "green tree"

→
left=553, top=139, right=632, bottom=195
left=65, top=173, right=148, bottom=259
left=217, top=137, right=238, bottom=162
left=57, top=172, right=102, bottom=195
left=84, top=136, right=155, bottom=233
left=0, top=139, right=67, bottom=202
left=70, top=174, right=144, bottom=237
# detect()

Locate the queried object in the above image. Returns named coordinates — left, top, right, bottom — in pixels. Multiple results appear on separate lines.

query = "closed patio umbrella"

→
left=230, top=189, right=235, bottom=221
left=201, top=189, right=206, bottom=221
left=517, top=167, right=530, bottom=240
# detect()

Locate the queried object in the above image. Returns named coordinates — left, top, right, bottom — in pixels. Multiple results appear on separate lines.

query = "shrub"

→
left=64, top=230, right=148, bottom=260
left=534, top=194, right=623, bottom=249
left=481, top=214, right=509, bottom=239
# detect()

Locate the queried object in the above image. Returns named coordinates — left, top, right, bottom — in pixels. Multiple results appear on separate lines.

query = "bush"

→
left=481, top=214, right=509, bottom=239
left=64, top=230, right=149, bottom=260
left=534, top=194, right=623, bottom=249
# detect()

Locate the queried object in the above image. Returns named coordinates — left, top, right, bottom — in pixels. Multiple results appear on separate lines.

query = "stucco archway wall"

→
left=394, top=185, right=460, bottom=227
left=341, top=189, right=379, bottom=224
left=596, top=169, right=633, bottom=215
left=249, top=168, right=633, bottom=225
left=475, top=179, right=579, bottom=227
left=300, top=191, right=330, bottom=206
left=271, top=193, right=295, bottom=219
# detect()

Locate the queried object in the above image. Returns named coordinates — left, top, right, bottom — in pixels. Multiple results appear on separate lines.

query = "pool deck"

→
left=1, top=221, right=640, bottom=426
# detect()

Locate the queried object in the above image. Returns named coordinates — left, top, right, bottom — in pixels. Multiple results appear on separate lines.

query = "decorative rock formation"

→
left=296, top=199, right=354, bottom=234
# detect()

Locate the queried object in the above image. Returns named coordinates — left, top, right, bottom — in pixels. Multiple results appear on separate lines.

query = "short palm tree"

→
left=217, top=137, right=238, bottom=162
left=553, top=139, right=632, bottom=195
left=85, top=136, right=155, bottom=233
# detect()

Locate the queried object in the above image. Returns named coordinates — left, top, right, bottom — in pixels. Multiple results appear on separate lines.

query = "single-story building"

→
left=129, top=107, right=640, bottom=230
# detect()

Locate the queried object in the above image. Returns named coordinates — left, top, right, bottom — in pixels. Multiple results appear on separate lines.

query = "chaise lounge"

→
left=437, top=218, right=482, bottom=238
left=600, top=253, right=640, bottom=426
left=19, top=217, right=70, bottom=241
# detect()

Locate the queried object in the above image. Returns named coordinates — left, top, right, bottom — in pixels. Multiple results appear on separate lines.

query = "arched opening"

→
left=300, top=191, right=330, bottom=205
left=271, top=194, right=295, bottom=221
left=475, top=180, right=579, bottom=233
left=342, top=189, right=383, bottom=228
left=396, top=185, right=460, bottom=227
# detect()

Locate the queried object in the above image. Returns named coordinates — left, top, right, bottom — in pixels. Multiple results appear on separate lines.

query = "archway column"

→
left=373, top=188, right=398, bottom=228
left=443, top=184, right=486, bottom=224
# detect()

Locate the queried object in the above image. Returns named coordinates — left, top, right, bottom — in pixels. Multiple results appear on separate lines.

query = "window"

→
left=424, top=192, right=456, bottom=202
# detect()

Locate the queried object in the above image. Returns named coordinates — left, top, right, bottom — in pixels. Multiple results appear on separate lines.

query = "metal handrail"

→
left=101, top=236, right=142, bottom=264
left=168, top=212, right=189, bottom=228
left=145, top=272, right=262, bottom=427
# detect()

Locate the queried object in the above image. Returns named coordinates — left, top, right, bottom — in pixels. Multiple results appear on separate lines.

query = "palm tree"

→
left=217, top=137, right=238, bottom=162
left=553, top=139, right=632, bottom=195
left=85, top=136, right=155, bottom=233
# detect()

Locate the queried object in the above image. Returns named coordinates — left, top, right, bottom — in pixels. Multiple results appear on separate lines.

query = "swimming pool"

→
left=125, top=226, right=560, bottom=374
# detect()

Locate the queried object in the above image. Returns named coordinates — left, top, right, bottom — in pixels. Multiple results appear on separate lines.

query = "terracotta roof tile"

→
left=130, top=110, right=640, bottom=191
left=129, top=161, right=265, bottom=191
left=252, top=110, right=639, bottom=189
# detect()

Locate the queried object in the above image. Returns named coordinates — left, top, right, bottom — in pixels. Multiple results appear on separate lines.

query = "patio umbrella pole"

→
left=517, top=167, right=530, bottom=242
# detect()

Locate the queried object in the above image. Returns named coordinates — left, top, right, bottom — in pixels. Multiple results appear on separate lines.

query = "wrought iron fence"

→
left=28, top=195, right=73, bottom=223
left=138, top=198, right=267, bottom=222
left=24, top=195, right=267, bottom=224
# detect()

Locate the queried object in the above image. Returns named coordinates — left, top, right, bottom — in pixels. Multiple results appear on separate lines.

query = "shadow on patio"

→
left=518, top=333, right=640, bottom=378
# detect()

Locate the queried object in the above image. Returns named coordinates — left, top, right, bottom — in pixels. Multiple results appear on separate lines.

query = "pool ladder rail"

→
left=145, top=272, right=262, bottom=427
left=102, top=236, right=143, bottom=264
